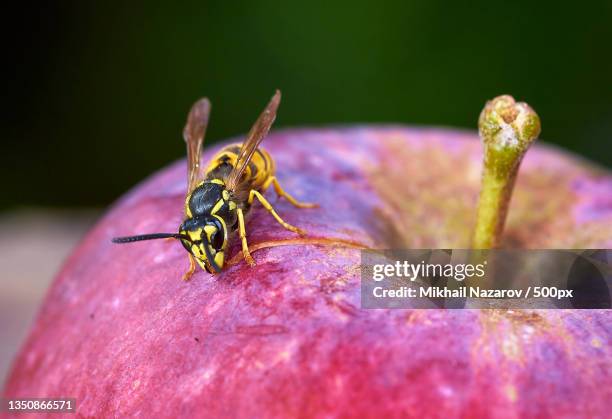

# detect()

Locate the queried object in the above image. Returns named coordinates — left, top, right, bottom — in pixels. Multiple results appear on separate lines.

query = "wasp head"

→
left=179, top=216, right=227, bottom=273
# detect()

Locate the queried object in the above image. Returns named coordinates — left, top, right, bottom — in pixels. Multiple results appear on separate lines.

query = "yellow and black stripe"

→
left=205, top=143, right=275, bottom=193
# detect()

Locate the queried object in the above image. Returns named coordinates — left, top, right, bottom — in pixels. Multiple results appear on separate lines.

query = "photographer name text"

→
left=372, top=286, right=573, bottom=300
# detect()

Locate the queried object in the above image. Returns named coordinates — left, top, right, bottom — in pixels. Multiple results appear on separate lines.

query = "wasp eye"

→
left=210, top=229, right=224, bottom=250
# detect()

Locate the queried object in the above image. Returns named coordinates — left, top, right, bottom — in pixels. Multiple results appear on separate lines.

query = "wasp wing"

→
left=226, top=90, right=281, bottom=193
left=183, top=97, right=211, bottom=195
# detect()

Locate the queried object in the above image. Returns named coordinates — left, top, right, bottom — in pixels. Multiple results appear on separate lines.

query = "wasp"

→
left=112, top=90, right=316, bottom=279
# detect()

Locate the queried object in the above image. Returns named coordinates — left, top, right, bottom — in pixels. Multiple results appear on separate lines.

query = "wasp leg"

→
left=263, top=177, right=318, bottom=208
left=182, top=253, right=196, bottom=281
left=237, top=207, right=256, bottom=267
left=248, top=190, right=306, bottom=235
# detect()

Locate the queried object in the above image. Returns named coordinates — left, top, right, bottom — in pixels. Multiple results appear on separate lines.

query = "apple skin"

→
left=3, top=127, right=611, bottom=418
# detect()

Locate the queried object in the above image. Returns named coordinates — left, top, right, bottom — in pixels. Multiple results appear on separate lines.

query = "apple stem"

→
left=471, top=95, right=541, bottom=248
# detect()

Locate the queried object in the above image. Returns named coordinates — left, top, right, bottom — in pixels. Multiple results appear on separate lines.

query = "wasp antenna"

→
left=111, top=233, right=189, bottom=243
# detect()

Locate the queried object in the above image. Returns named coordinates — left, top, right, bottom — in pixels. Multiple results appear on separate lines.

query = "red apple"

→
left=3, top=127, right=611, bottom=418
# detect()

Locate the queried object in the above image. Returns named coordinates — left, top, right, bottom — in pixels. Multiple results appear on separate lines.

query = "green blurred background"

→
left=4, top=1, right=611, bottom=210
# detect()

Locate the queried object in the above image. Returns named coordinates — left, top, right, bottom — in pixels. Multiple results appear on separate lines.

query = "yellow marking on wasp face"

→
left=229, top=201, right=237, bottom=210
left=210, top=179, right=225, bottom=185
left=187, top=228, right=202, bottom=242
left=214, top=251, right=224, bottom=268
left=222, top=190, right=230, bottom=200
left=191, top=244, right=201, bottom=257
left=211, top=199, right=224, bottom=215
left=204, top=225, right=217, bottom=241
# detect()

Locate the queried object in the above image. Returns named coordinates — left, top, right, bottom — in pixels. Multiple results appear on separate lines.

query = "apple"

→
left=3, top=126, right=611, bottom=418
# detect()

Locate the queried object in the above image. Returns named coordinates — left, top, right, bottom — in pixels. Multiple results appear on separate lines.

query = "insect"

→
left=112, top=90, right=316, bottom=279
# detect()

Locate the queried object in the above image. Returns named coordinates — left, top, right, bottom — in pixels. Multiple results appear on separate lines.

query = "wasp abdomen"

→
left=205, top=144, right=275, bottom=193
